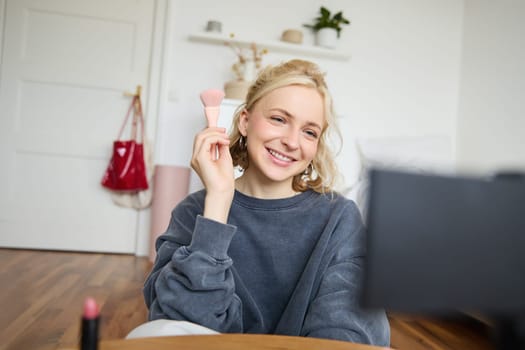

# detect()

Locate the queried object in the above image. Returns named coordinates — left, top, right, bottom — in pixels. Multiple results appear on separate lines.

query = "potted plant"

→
left=304, top=6, right=350, bottom=49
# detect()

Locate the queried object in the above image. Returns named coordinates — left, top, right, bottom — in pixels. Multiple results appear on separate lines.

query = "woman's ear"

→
left=238, top=109, right=249, bottom=137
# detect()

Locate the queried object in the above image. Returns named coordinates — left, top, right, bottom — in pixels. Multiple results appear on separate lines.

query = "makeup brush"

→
left=200, top=89, right=225, bottom=159
left=199, top=89, right=225, bottom=127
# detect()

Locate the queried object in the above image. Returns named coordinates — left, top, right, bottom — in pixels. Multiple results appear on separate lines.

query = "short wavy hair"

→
left=229, top=59, right=342, bottom=193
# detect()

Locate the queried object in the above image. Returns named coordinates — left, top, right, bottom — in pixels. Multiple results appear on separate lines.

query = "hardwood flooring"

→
left=0, top=249, right=150, bottom=350
left=0, top=249, right=495, bottom=350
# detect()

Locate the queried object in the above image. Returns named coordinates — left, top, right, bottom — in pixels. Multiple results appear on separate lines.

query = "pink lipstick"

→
left=81, top=297, right=99, bottom=350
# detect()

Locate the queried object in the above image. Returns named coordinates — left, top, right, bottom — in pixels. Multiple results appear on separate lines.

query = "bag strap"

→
left=132, top=95, right=145, bottom=143
left=116, top=95, right=145, bottom=143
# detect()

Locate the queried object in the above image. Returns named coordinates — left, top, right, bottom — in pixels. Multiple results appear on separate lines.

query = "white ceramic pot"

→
left=315, top=28, right=338, bottom=49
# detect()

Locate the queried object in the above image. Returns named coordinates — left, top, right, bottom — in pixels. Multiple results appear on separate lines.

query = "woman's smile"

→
left=267, top=147, right=296, bottom=164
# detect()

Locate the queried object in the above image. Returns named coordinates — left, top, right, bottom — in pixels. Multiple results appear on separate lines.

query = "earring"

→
left=303, top=163, right=314, bottom=178
left=239, top=135, right=247, bottom=150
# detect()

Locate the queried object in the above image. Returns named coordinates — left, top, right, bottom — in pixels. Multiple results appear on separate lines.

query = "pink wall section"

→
left=149, top=165, right=191, bottom=262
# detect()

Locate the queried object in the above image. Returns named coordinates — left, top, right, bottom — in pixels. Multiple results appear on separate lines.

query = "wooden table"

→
left=92, top=334, right=391, bottom=350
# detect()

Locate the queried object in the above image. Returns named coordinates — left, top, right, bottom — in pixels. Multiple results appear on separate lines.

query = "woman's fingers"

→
left=192, top=128, right=229, bottom=160
left=190, top=127, right=233, bottom=183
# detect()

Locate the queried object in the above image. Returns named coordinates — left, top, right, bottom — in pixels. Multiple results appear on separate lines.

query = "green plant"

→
left=303, top=6, right=350, bottom=38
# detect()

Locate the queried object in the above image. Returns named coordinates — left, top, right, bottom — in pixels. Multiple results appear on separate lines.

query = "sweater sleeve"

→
left=143, top=201, right=243, bottom=333
left=301, top=203, right=391, bottom=346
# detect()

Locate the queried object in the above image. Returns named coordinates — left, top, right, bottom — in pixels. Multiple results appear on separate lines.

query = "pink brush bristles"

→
left=199, top=89, right=225, bottom=127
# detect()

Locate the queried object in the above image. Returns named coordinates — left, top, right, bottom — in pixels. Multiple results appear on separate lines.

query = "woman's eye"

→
left=304, top=130, right=319, bottom=139
left=270, top=116, right=285, bottom=123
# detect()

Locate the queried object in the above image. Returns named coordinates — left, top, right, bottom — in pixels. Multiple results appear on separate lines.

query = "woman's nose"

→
left=281, top=130, right=299, bottom=149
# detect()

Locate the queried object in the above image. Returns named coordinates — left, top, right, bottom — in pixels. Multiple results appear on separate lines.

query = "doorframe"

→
left=0, top=0, right=5, bottom=69
left=135, top=0, right=173, bottom=256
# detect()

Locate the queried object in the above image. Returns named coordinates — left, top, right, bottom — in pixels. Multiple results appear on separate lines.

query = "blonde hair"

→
left=229, top=59, right=341, bottom=193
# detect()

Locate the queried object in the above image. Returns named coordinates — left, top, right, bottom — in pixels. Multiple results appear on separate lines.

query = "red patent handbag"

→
left=101, top=95, right=148, bottom=191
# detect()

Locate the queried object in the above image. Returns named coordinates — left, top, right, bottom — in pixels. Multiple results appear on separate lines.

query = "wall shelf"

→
left=188, top=32, right=350, bottom=61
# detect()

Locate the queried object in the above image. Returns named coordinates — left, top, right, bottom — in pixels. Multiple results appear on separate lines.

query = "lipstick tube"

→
left=81, top=297, right=99, bottom=350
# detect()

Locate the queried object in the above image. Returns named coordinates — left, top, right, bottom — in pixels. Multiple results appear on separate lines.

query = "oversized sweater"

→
left=143, top=189, right=390, bottom=346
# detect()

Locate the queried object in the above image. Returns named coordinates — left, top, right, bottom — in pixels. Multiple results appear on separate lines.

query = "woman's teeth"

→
left=268, top=149, right=292, bottom=162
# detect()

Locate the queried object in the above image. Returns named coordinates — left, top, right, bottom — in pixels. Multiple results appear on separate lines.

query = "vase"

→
left=242, top=58, right=256, bottom=82
left=224, top=80, right=251, bottom=100
left=315, top=28, right=338, bottom=49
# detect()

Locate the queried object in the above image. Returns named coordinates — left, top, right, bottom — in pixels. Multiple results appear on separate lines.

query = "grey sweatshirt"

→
left=143, top=189, right=390, bottom=346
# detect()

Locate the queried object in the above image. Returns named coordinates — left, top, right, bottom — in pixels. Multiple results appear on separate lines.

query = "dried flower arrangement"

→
left=225, top=34, right=268, bottom=82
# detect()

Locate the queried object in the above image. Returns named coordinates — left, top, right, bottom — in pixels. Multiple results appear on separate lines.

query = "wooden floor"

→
left=0, top=249, right=495, bottom=350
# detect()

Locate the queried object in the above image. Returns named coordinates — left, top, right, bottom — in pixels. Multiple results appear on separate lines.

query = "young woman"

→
left=143, top=59, right=390, bottom=346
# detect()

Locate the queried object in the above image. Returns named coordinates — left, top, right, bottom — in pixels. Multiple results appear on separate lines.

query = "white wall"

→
left=156, top=0, right=464, bottom=186
left=456, top=0, right=525, bottom=174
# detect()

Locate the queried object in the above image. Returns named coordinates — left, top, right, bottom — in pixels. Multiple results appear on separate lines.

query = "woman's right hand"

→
left=191, top=127, right=235, bottom=223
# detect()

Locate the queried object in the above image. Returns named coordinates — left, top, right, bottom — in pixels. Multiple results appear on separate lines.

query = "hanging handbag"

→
left=109, top=137, right=154, bottom=209
left=101, top=95, right=149, bottom=191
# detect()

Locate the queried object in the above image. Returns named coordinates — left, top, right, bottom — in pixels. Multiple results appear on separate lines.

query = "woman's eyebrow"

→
left=268, top=108, right=323, bottom=130
left=268, top=108, right=292, bottom=117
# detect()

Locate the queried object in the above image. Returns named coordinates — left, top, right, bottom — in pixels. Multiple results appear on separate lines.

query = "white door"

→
left=0, top=0, right=158, bottom=253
